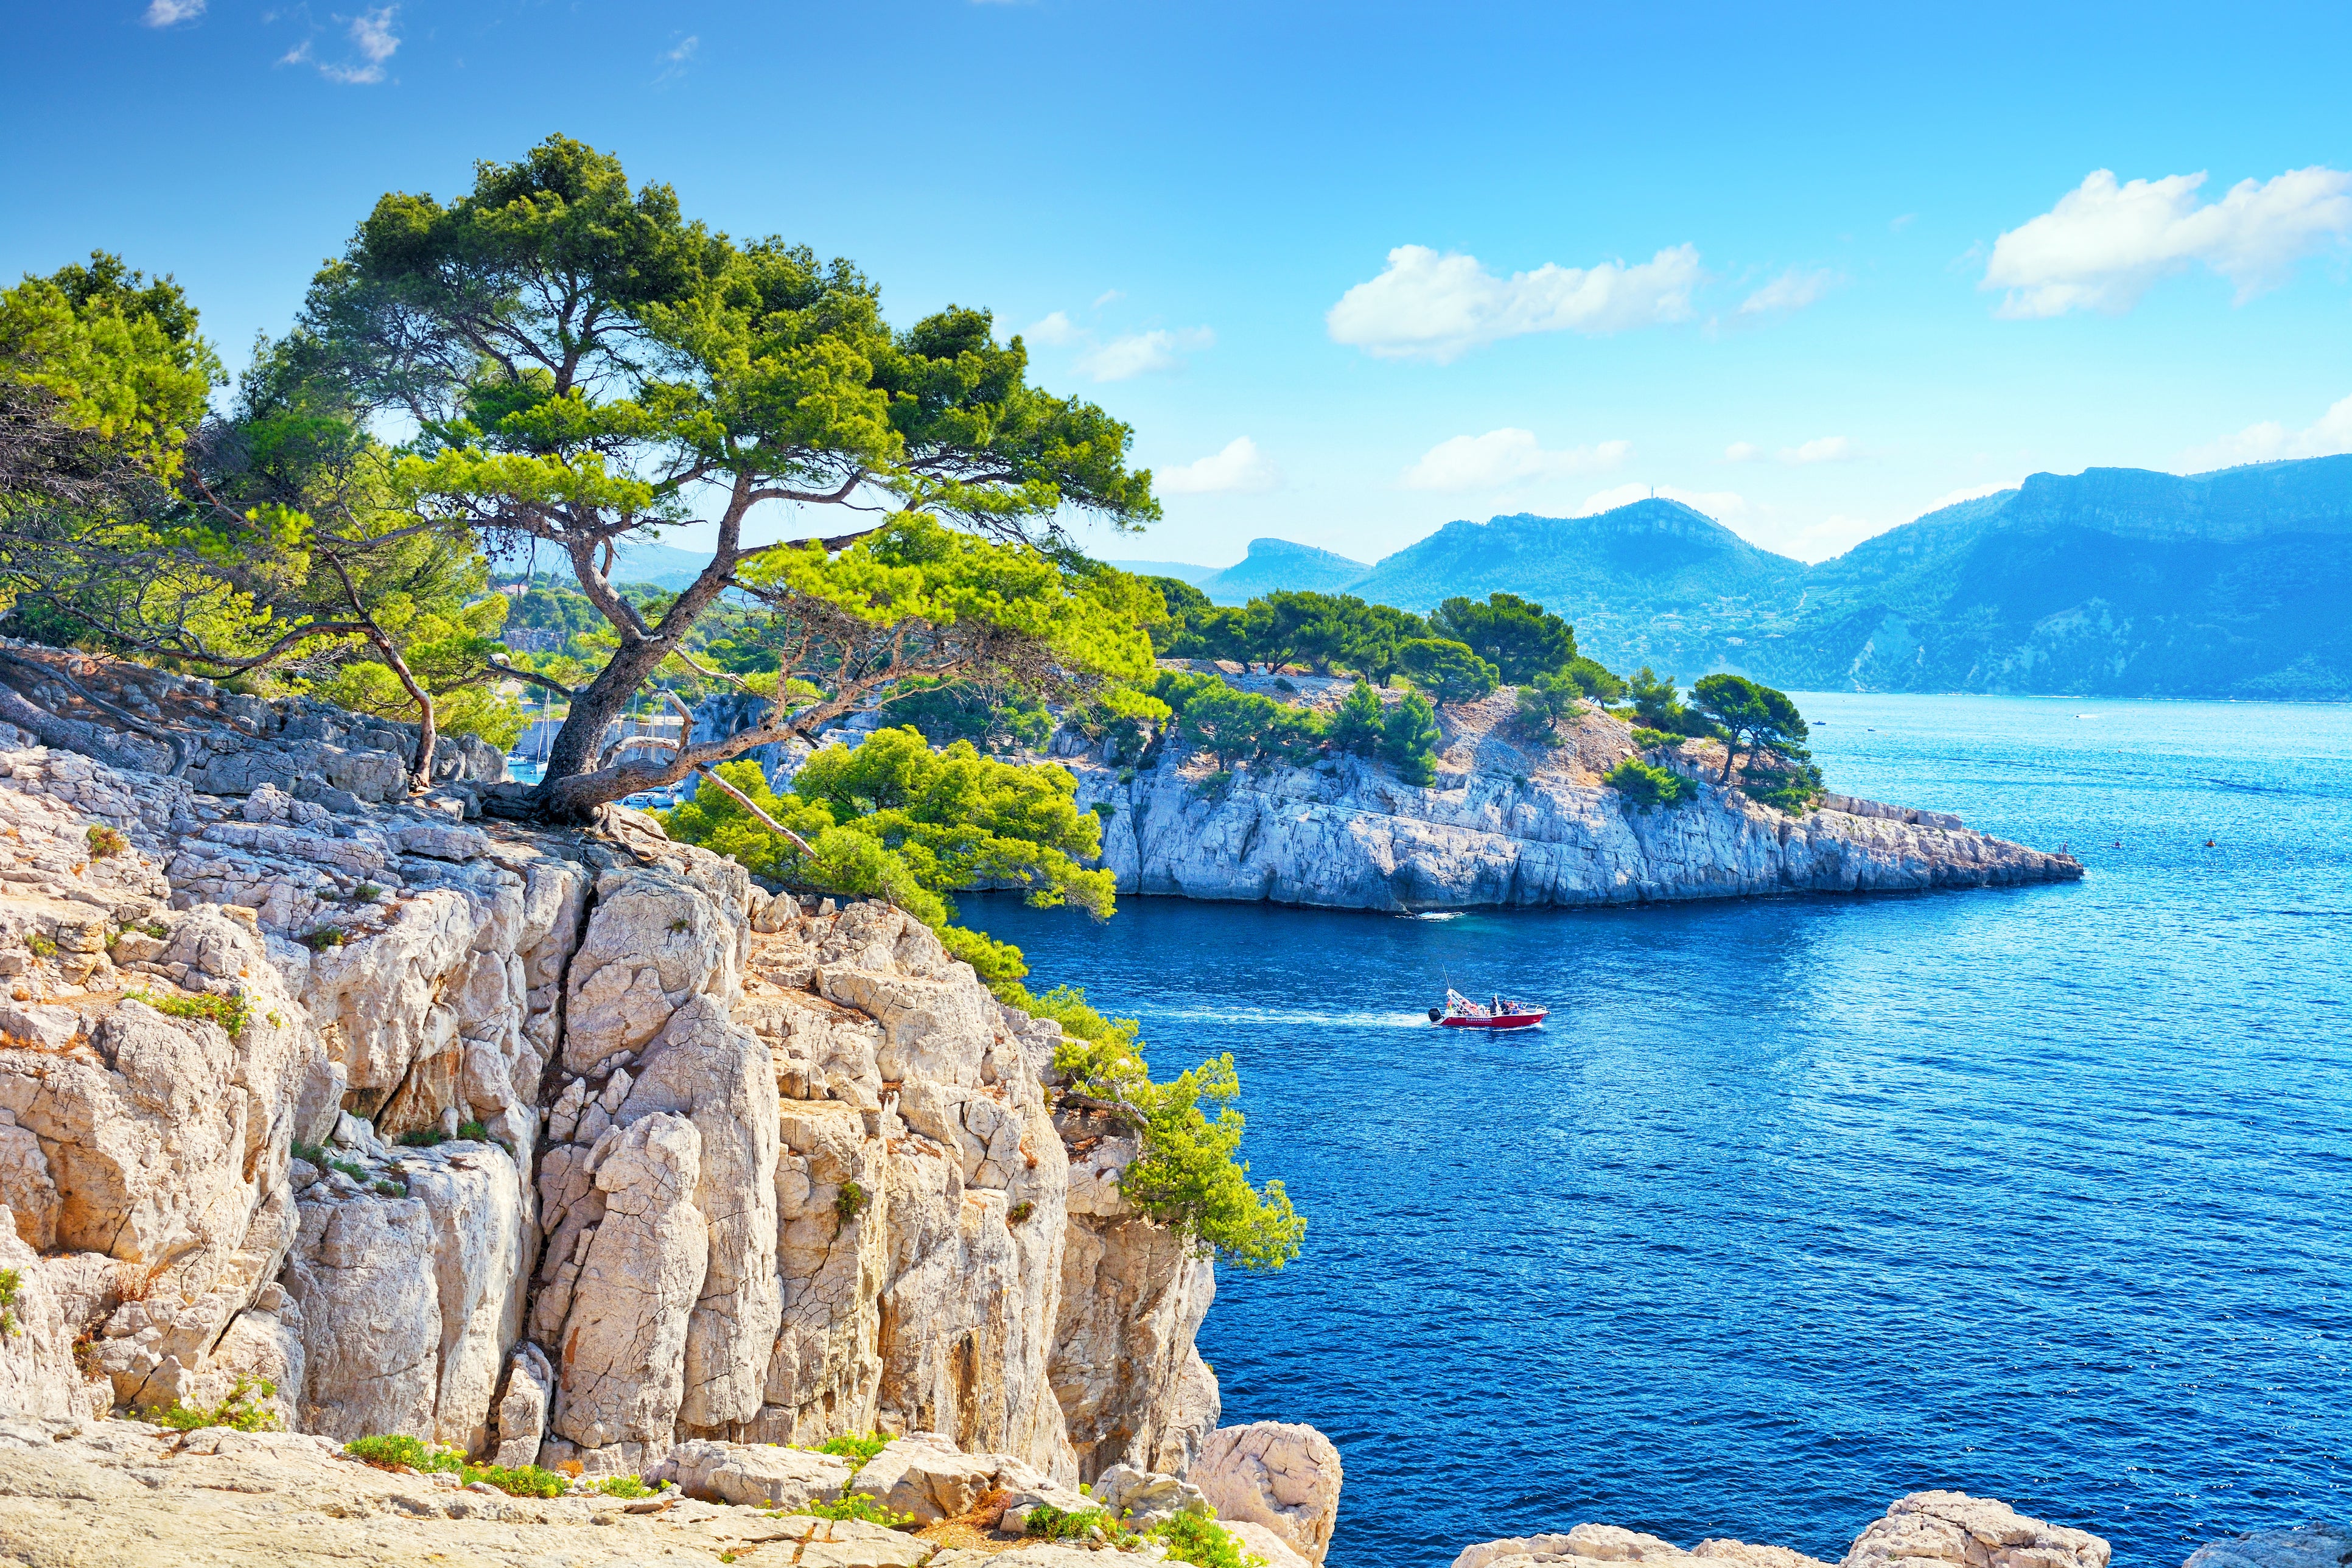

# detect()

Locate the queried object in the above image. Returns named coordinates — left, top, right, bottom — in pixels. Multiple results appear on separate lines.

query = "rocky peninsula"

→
left=1059, top=667, right=2080, bottom=912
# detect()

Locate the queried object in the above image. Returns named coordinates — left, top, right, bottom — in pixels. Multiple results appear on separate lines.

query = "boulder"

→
left=2185, top=1524, right=2352, bottom=1568
left=855, top=1430, right=1006, bottom=1524
left=657, top=1437, right=852, bottom=1508
left=1092, top=1461, right=1211, bottom=1528
left=1841, top=1493, right=2109, bottom=1568
left=1455, top=1525, right=1830, bottom=1568
left=1192, top=1421, right=1344, bottom=1565
left=1226, top=1519, right=1316, bottom=1568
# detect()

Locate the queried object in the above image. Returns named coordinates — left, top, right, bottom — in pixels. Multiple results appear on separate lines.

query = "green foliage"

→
left=1740, top=758, right=1827, bottom=813
left=299, top=926, right=346, bottom=951
left=1143, top=576, right=1213, bottom=650
left=345, top=1433, right=572, bottom=1496
left=796, top=1493, right=916, bottom=1527
left=1605, top=758, right=1692, bottom=810
left=1007, top=1199, right=1034, bottom=1224
left=814, top=1432, right=892, bottom=1470
left=1514, top=670, right=1584, bottom=743
left=594, top=1474, right=654, bottom=1498
left=145, top=1376, right=279, bottom=1432
left=85, top=824, right=128, bottom=859
left=1430, top=592, right=1577, bottom=684
left=22, top=931, right=55, bottom=961
left=835, top=1181, right=869, bottom=1225
left=128, top=987, right=250, bottom=1038
left=662, top=729, right=1113, bottom=987
left=0, top=252, right=221, bottom=480
left=1690, top=673, right=1812, bottom=786
left=1379, top=693, right=1441, bottom=786
left=884, top=677, right=1053, bottom=751
left=1629, top=667, right=1716, bottom=738
left=1177, top=681, right=1320, bottom=768
left=1629, top=727, right=1682, bottom=750
left=0, top=1267, right=20, bottom=1337
left=1562, top=656, right=1627, bottom=704
left=349, top=883, right=382, bottom=903
left=457, top=1119, right=489, bottom=1142
left=1148, top=1511, right=1267, bottom=1568
left=1395, top=638, right=1499, bottom=705
left=1024, top=1503, right=1113, bottom=1541
left=1113, top=1054, right=1306, bottom=1271
left=1329, top=680, right=1385, bottom=757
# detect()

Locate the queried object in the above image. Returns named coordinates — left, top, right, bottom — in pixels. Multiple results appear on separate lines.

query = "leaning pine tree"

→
left=300, top=134, right=1164, bottom=819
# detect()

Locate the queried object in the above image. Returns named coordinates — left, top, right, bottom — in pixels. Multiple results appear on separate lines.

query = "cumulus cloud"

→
left=1574, top=483, right=1749, bottom=522
left=285, top=5, right=401, bottom=83
left=1398, top=429, right=1631, bottom=492
left=1738, top=267, right=1841, bottom=317
left=1077, top=327, right=1213, bottom=382
left=1158, top=437, right=1281, bottom=496
left=1327, top=243, right=1703, bottom=362
left=144, top=0, right=205, bottom=24
left=2180, top=393, right=2352, bottom=470
left=1984, top=166, right=2352, bottom=318
left=1023, top=310, right=1083, bottom=347
left=1723, top=436, right=1852, bottom=464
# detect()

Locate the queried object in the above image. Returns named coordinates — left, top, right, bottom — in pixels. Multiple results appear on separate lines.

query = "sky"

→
left=4, top=1, right=2350, bottom=569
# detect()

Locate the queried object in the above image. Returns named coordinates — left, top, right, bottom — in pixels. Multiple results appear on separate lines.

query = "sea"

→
left=975, top=692, right=2352, bottom=1568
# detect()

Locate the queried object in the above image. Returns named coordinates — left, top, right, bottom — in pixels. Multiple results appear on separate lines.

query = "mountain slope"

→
left=1195, top=538, right=1372, bottom=603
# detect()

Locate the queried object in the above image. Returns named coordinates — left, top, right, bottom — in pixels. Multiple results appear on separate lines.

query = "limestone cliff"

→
left=1063, top=671, right=2081, bottom=912
left=0, top=646, right=1211, bottom=1487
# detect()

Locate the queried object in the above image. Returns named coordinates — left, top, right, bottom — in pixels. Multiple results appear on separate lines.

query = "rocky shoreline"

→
left=1064, top=676, right=2081, bottom=912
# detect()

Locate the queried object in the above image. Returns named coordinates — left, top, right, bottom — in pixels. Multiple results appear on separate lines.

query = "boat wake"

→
left=1404, top=911, right=1465, bottom=922
left=1149, top=1007, right=1437, bottom=1029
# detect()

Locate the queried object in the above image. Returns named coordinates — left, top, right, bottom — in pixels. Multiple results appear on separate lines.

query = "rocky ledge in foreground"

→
left=1068, top=675, right=2082, bottom=912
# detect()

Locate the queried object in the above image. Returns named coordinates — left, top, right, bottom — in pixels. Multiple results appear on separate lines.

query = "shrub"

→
left=145, top=1376, right=280, bottom=1433
left=1149, top=1511, right=1266, bottom=1568
left=85, top=825, right=129, bottom=859
left=371, top=1178, right=405, bottom=1199
left=1007, top=1200, right=1034, bottom=1225
left=1629, top=727, right=1682, bottom=750
left=23, top=931, right=55, bottom=961
left=1118, top=1054, right=1306, bottom=1272
left=299, top=926, right=347, bottom=951
left=1514, top=671, right=1583, bottom=742
left=396, top=1129, right=447, bottom=1148
left=1741, top=759, right=1826, bottom=814
left=835, top=1181, right=869, bottom=1224
left=127, top=987, right=250, bottom=1038
left=1379, top=693, right=1440, bottom=786
left=796, top=1493, right=915, bottom=1527
left=349, top=883, right=382, bottom=903
left=0, top=1267, right=19, bottom=1337
left=457, top=1120, right=489, bottom=1142
left=594, top=1474, right=654, bottom=1498
left=345, top=1433, right=570, bottom=1497
left=1329, top=680, right=1384, bottom=758
left=1605, top=758, right=1691, bottom=810
left=814, top=1432, right=892, bottom=1470
left=1024, top=1503, right=1112, bottom=1541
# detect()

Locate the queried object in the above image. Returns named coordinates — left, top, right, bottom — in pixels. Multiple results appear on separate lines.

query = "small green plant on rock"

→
left=1007, top=1200, right=1034, bottom=1225
left=593, top=1474, right=653, bottom=1497
left=144, top=1376, right=280, bottom=1433
left=23, top=931, right=55, bottom=961
left=457, top=1120, right=489, bottom=1142
left=299, top=926, right=346, bottom=951
left=85, top=825, right=129, bottom=859
left=1147, top=1511, right=1266, bottom=1568
left=835, top=1181, right=869, bottom=1225
left=344, top=1433, right=569, bottom=1497
left=127, top=988, right=251, bottom=1038
left=814, top=1431, right=892, bottom=1470
left=349, top=883, right=382, bottom=903
left=1024, top=1503, right=1113, bottom=1542
left=794, top=1492, right=915, bottom=1528
left=1605, top=758, right=1691, bottom=811
left=371, top=1178, right=405, bottom=1199
left=0, top=1267, right=21, bottom=1337
left=396, top=1129, right=447, bottom=1148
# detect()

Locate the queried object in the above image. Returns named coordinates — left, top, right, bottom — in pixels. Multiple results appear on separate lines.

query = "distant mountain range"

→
left=1126, top=456, right=2352, bottom=700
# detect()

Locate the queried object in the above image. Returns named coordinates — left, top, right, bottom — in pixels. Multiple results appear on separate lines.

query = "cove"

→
left=979, top=691, right=2352, bottom=1567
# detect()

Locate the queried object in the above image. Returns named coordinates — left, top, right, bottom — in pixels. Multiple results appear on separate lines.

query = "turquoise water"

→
left=978, top=694, right=2352, bottom=1567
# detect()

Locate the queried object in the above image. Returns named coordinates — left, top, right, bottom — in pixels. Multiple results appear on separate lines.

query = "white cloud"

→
left=292, top=5, right=399, bottom=83
left=1890, top=213, right=1917, bottom=232
left=1738, top=267, right=1841, bottom=316
left=1780, top=435, right=1852, bottom=465
left=1158, top=437, right=1281, bottom=496
left=1724, top=441, right=1765, bottom=463
left=1092, top=289, right=1123, bottom=308
left=144, top=0, right=205, bottom=24
left=1573, top=483, right=1748, bottom=522
left=2179, top=393, right=2352, bottom=469
left=1327, top=243, right=1703, bottom=362
left=1398, top=429, right=1631, bottom=492
left=1024, top=310, right=1083, bottom=347
left=1984, top=166, right=2352, bottom=318
left=1077, top=327, right=1213, bottom=382
left=656, top=34, right=698, bottom=81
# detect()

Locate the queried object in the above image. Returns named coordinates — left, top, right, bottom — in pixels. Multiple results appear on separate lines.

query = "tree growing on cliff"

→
left=298, top=134, right=1161, bottom=818
left=1430, top=591, right=1577, bottom=684
left=1689, top=673, right=1810, bottom=784
left=1395, top=637, right=1497, bottom=705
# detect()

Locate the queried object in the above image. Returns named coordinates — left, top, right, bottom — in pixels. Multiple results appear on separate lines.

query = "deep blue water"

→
left=976, top=694, right=2352, bottom=1568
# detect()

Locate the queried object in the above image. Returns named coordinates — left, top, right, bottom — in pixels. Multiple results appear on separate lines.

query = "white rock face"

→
left=1192, top=1421, right=1345, bottom=1565
left=0, top=650, right=1217, bottom=1492
left=1841, top=1491, right=2110, bottom=1568
left=2184, top=1524, right=2352, bottom=1568
left=1073, top=687, right=2081, bottom=911
left=1455, top=1525, right=1833, bottom=1568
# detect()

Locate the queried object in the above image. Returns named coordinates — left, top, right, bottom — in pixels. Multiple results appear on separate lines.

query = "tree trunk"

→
left=531, top=635, right=671, bottom=812
left=371, top=632, right=438, bottom=791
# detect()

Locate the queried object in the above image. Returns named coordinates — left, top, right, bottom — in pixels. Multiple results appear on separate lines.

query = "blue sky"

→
left=5, top=1, right=2349, bottom=568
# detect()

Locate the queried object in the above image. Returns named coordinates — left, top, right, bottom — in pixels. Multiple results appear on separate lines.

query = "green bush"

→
left=1149, top=1511, right=1267, bottom=1568
left=1117, top=1054, right=1306, bottom=1272
left=1024, top=1503, right=1113, bottom=1541
left=1605, top=758, right=1692, bottom=810
left=796, top=1492, right=915, bottom=1527
left=1396, top=637, right=1499, bottom=704
left=344, top=1433, right=569, bottom=1497
left=396, top=1128, right=447, bottom=1148
left=1629, top=726, right=1682, bottom=750
left=1329, top=680, right=1384, bottom=757
left=145, top=1376, right=280, bottom=1433
left=457, top=1119, right=490, bottom=1142
left=85, top=824, right=129, bottom=859
left=594, top=1474, right=654, bottom=1498
left=835, top=1181, right=869, bottom=1224
left=0, top=1267, right=21, bottom=1338
left=814, top=1431, right=892, bottom=1470
left=884, top=677, right=1054, bottom=751
left=1379, top=693, right=1440, bottom=785
left=1514, top=670, right=1583, bottom=741
left=299, top=926, right=347, bottom=951
left=127, top=987, right=250, bottom=1038
left=23, top=931, right=55, bottom=961
left=1741, top=759, right=1826, bottom=814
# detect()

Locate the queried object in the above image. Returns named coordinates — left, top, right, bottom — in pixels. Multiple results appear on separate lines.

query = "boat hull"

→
left=1437, top=1012, right=1547, bottom=1030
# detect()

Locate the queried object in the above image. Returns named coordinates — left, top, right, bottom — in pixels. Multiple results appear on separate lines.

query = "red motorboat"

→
left=1428, top=988, right=1548, bottom=1030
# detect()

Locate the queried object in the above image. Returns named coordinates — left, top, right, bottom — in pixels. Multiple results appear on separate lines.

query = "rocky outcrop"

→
left=1067, top=671, right=2080, bottom=912
left=2183, top=1523, right=2352, bottom=1568
left=1193, top=1420, right=1345, bottom=1564
left=0, top=645, right=1213, bottom=1497
left=1454, top=1493, right=2109, bottom=1568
